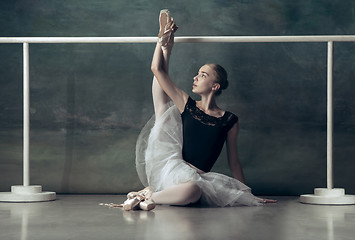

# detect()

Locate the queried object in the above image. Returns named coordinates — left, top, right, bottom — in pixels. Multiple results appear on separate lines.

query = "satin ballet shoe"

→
left=127, top=191, right=139, bottom=199
left=123, top=194, right=145, bottom=211
left=158, top=9, right=178, bottom=47
left=139, top=199, right=156, bottom=211
left=123, top=198, right=156, bottom=211
left=141, top=186, right=154, bottom=199
left=134, top=187, right=154, bottom=199
left=158, top=9, right=171, bottom=40
left=122, top=187, right=155, bottom=211
left=127, top=187, right=151, bottom=199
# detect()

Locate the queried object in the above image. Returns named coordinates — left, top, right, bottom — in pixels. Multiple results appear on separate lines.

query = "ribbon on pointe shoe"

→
left=127, top=187, right=154, bottom=200
left=99, top=202, right=123, bottom=208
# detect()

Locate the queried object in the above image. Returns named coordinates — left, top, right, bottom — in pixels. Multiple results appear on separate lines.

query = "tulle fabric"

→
left=136, top=102, right=263, bottom=207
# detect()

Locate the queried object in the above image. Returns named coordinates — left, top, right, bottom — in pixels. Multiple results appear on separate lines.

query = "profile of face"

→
left=192, top=64, right=220, bottom=96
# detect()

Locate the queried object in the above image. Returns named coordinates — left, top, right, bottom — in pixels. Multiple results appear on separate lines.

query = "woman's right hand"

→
left=160, top=19, right=178, bottom=51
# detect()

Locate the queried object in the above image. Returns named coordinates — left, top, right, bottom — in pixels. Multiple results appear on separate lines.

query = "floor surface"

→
left=1, top=195, right=355, bottom=240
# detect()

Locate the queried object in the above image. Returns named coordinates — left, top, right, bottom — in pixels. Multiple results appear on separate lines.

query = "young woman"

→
left=125, top=10, right=275, bottom=210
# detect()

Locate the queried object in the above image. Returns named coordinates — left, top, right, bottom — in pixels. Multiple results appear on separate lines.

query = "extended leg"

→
left=152, top=43, right=173, bottom=119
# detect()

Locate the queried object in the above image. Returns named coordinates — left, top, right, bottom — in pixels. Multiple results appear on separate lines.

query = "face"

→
left=192, top=65, right=220, bottom=95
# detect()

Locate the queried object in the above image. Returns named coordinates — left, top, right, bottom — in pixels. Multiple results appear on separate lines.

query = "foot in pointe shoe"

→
left=139, top=199, right=156, bottom=211
left=138, top=187, right=155, bottom=210
left=158, top=9, right=178, bottom=48
left=141, top=187, right=154, bottom=199
left=135, top=187, right=154, bottom=199
left=127, top=187, right=153, bottom=199
left=123, top=194, right=144, bottom=211
left=123, top=187, right=155, bottom=211
left=127, top=191, right=139, bottom=199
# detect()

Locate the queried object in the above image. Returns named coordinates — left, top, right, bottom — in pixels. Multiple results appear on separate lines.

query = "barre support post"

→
left=0, top=43, right=56, bottom=202
left=300, top=41, right=355, bottom=205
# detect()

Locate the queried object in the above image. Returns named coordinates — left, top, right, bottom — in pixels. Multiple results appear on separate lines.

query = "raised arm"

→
left=226, top=122, right=246, bottom=184
left=151, top=40, right=188, bottom=113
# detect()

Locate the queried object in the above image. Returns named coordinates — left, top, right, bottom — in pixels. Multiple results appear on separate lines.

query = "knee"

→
left=181, top=182, right=201, bottom=205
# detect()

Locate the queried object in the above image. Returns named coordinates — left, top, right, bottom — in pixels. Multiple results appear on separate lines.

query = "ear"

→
left=212, top=83, right=220, bottom=92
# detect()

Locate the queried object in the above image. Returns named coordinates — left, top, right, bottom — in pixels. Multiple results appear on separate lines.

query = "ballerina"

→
left=122, top=9, right=276, bottom=210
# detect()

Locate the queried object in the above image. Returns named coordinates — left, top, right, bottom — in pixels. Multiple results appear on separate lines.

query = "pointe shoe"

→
left=123, top=187, right=155, bottom=211
left=127, top=187, right=153, bottom=199
left=123, top=194, right=145, bottom=211
left=127, top=191, right=138, bottom=199
left=134, top=187, right=154, bottom=199
left=123, top=187, right=155, bottom=210
left=158, top=9, right=177, bottom=47
left=141, top=186, right=154, bottom=199
left=158, top=9, right=171, bottom=38
left=139, top=199, right=156, bottom=211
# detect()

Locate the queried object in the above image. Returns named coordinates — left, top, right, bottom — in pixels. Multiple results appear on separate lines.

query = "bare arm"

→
left=227, top=124, right=278, bottom=203
left=151, top=42, right=188, bottom=113
left=226, top=122, right=246, bottom=184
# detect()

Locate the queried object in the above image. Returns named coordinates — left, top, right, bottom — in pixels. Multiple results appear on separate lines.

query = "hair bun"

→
left=221, top=79, right=229, bottom=90
left=208, top=64, right=228, bottom=96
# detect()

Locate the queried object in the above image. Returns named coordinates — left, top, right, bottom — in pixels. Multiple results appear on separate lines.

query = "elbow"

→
left=151, top=64, right=161, bottom=74
left=151, top=65, right=158, bottom=74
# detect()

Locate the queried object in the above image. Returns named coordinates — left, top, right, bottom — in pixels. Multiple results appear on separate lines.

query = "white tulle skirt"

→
left=136, top=102, right=263, bottom=207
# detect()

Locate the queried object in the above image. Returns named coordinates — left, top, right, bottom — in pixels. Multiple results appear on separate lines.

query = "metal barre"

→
left=0, top=35, right=354, bottom=43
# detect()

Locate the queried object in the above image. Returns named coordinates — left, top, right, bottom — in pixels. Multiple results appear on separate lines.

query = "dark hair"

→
left=208, top=64, right=229, bottom=96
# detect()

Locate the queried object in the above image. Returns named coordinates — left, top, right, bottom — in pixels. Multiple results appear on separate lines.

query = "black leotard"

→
left=181, top=97, right=239, bottom=172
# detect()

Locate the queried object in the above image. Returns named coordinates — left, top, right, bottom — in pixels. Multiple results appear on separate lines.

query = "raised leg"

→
left=152, top=43, right=173, bottom=119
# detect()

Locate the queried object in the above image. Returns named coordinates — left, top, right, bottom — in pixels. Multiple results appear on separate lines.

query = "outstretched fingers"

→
left=170, top=18, right=178, bottom=32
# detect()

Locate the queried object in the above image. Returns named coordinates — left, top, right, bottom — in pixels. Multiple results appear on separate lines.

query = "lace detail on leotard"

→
left=184, top=97, right=238, bottom=128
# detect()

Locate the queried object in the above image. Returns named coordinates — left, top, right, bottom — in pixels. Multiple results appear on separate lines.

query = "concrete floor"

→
left=0, top=195, right=355, bottom=240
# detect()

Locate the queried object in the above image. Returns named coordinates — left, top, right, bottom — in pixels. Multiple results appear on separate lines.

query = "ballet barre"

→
left=0, top=35, right=355, bottom=43
left=0, top=35, right=354, bottom=203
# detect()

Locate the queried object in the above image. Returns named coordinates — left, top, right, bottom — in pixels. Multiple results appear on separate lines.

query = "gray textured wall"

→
left=0, top=0, right=354, bottom=195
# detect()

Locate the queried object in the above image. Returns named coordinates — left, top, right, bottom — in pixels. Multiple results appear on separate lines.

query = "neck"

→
left=198, top=94, right=217, bottom=111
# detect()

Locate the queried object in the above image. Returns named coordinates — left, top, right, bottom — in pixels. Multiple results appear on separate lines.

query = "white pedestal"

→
left=0, top=185, right=56, bottom=202
left=300, top=188, right=355, bottom=205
